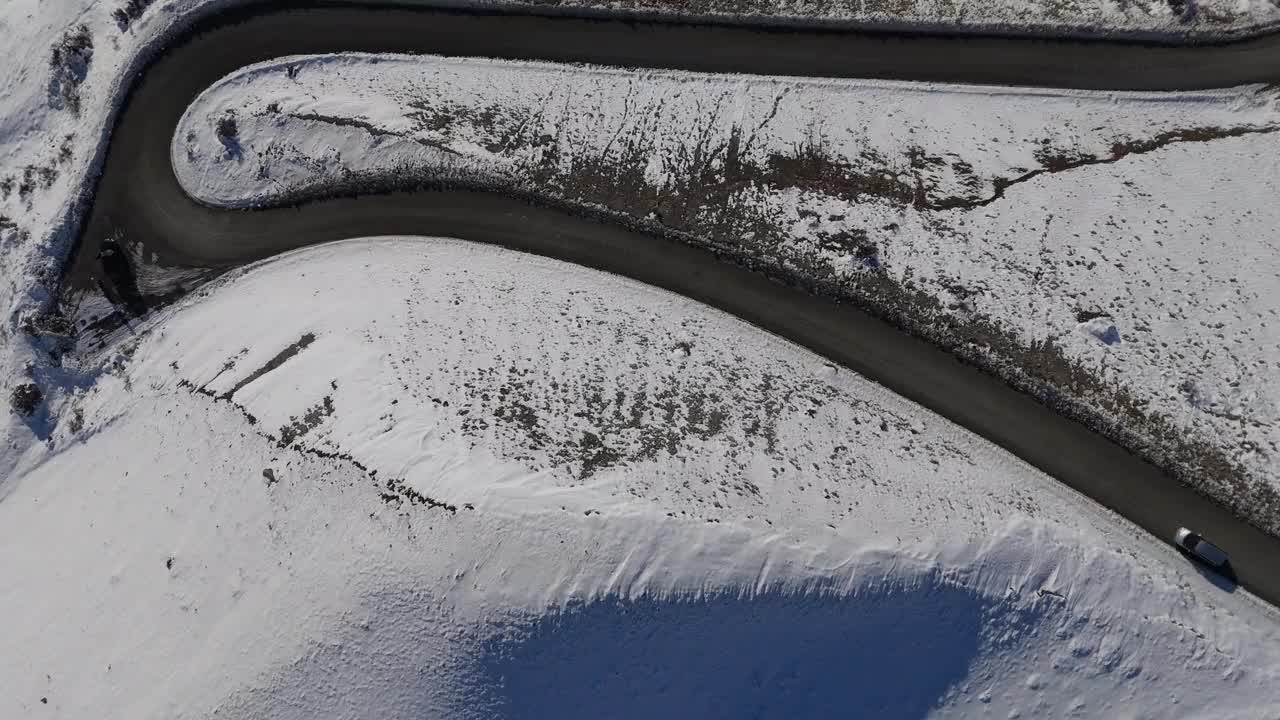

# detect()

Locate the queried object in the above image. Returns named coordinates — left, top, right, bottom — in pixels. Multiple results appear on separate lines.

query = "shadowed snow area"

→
left=473, top=586, right=997, bottom=719
left=219, top=578, right=1023, bottom=720
left=4, top=238, right=1280, bottom=717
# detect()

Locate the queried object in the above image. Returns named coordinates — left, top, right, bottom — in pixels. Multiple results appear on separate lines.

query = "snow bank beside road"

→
left=496, top=0, right=1280, bottom=38
left=172, top=53, right=1280, bottom=536
left=6, top=238, right=1280, bottom=717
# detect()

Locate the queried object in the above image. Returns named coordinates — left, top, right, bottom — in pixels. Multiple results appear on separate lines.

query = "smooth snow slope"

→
left=171, top=53, right=1280, bottom=534
left=5, top=238, right=1279, bottom=718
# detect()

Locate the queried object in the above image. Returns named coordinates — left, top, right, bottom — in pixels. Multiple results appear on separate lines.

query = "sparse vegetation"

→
left=48, top=25, right=93, bottom=115
left=0, top=216, right=29, bottom=251
left=278, top=395, right=335, bottom=446
left=10, top=383, right=42, bottom=417
left=216, top=113, right=238, bottom=141
left=113, top=0, right=157, bottom=32
left=21, top=302, right=74, bottom=338
left=223, top=97, right=1280, bottom=536
left=215, top=112, right=242, bottom=158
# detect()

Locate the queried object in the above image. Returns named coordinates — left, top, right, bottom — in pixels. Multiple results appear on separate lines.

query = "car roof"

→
left=1192, top=538, right=1229, bottom=566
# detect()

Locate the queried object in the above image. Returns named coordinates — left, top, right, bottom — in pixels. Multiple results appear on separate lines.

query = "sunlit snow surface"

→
left=1, top=0, right=1279, bottom=715
left=173, top=54, right=1280, bottom=527
left=4, top=239, right=1278, bottom=718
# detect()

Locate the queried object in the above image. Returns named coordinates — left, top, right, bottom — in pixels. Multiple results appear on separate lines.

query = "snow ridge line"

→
left=258, top=108, right=1280, bottom=212
left=941, top=123, right=1280, bottom=210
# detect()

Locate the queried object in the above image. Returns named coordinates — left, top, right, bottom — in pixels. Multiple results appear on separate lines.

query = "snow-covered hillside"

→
left=506, top=0, right=1280, bottom=37
left=5, top=0, right=1280, bottom=490
left=5, top=238, right=1279, bottom=718
left=4, top=1, right=1280, bottom=716
left=172, top=54, right=1280, bottom=536
left=0, top=0, right=252, bottom=476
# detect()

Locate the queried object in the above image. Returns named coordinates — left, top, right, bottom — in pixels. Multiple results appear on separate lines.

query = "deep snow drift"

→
left=4, top=238, right=1279, bottom=718
left=172, top=53, right=1280, bottom=536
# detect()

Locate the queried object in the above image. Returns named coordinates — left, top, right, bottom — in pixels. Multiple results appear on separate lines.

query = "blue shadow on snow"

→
left=477, top=582, right=993, bottom=720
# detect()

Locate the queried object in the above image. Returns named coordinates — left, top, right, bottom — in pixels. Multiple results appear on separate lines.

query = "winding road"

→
left=66, top=5, right=1280, bottom=604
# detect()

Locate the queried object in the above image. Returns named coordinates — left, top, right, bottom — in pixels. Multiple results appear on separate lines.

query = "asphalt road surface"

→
left=65, top=4, right=1280, bottom=604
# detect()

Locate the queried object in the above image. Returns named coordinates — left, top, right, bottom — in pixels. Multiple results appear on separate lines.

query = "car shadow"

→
left=1181, top=551, right=1238, bottom=593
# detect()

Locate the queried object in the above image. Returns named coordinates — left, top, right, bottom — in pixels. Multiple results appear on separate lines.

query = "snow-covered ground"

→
left=3, top=0, right=1279, bottom=497
left=503, top=0, right=1280, bottom=37
left=5, top=238, right=1280, bottom=718
left=173, top=54, right=1280, bottom=536
left=4, top=1, right=1280, bottom=715
left=0, top=0, right=256, bottom=476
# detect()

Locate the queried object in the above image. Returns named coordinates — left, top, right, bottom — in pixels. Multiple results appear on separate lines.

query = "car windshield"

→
left=1194, top=539, right=1228, bottom=565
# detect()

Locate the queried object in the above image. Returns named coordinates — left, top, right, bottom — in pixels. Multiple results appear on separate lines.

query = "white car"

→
left=1174, top=527, right=1229, bottom=569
